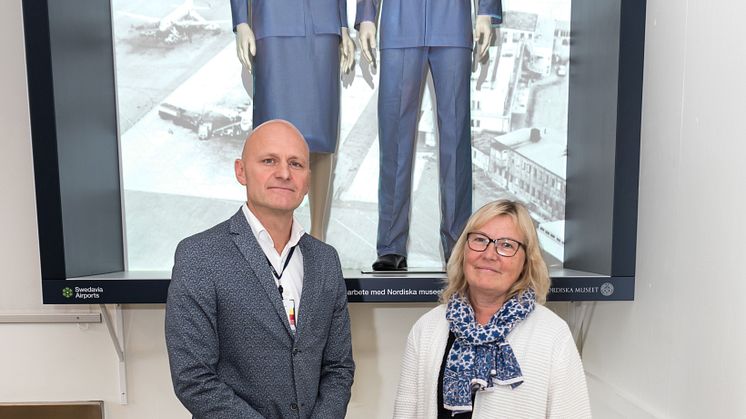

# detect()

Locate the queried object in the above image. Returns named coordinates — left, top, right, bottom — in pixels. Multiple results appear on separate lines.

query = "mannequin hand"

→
left=358, top=21, right=377, bottom=68
left=235, top=23, right=256, bottom=71
left=474, top=15, right=493, bottom=62
left=340, top=27, right=355, bottom=74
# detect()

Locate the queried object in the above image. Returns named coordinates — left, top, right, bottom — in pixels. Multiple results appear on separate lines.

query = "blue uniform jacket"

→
left=231, top=0, right=348, bottom=39
left=355, top=0, right=502, bottom=49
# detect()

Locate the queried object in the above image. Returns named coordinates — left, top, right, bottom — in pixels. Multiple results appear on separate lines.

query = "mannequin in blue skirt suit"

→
left=230, top=0, right=355, bottom=241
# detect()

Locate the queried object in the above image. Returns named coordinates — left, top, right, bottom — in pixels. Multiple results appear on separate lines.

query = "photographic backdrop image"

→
left=113, top=0, right=570, bottom=271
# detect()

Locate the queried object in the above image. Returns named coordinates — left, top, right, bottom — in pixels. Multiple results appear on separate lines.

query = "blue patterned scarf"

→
left=443, top=288, right=536, bottom=413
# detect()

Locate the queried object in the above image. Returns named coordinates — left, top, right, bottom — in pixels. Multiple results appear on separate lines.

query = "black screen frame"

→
left=24, top=0, right=646, bottom=304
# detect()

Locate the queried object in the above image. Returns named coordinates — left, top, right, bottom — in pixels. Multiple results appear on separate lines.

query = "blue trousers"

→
left=377, top=47, right=472, bottom=260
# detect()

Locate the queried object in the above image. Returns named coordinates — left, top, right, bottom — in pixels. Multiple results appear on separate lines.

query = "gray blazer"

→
left=165, top=209, right=354, bottom=418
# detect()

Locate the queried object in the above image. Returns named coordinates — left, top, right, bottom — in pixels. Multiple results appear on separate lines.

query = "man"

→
left=166, top=119, right=354, bottom=418
left=356, top=0, right=502, bottom=270
left=230, top=0, right=355, bottom=241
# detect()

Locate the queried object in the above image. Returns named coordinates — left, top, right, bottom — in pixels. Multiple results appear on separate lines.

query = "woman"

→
left=393, top=200, right=591, bottom=418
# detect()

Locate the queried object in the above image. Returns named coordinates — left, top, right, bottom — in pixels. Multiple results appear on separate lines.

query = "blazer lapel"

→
left=229, top=209, right=293, bottom=336
left=295, top=234, right=320, bottom=340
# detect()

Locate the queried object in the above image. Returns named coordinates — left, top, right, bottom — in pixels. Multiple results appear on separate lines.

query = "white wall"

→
left=580, top=0, right=746, bottom=417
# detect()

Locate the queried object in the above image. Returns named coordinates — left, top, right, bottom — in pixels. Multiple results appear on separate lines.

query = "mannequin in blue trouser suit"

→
left=230, top=0, right=355, bottom=241
left=357, top=0, right=502, bottom=270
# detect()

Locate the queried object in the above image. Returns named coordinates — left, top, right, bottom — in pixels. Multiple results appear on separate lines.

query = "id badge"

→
left=283, top=298, right=297, bottom=332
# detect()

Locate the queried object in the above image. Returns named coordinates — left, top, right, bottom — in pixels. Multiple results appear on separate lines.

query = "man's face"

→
left=235, top=122, right=310, bottom=216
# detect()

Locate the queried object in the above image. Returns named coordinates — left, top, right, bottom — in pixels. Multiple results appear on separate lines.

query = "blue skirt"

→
left=252, top=7, right=340, bottom=153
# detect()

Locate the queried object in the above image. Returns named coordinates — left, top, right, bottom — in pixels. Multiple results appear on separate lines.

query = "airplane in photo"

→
left=119, top=0, right=227, bottom=46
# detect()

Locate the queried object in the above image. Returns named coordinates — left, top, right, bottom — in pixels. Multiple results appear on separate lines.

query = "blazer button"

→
left=290, top=402, right=299, bottom=411
left=292, top=347, right=299, bottom=355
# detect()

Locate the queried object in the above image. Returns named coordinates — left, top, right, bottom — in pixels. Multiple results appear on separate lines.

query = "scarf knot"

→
left=443, top=289, right=536, bottom=414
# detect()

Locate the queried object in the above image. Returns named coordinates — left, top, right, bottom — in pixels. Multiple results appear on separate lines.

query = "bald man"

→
left=166, top=120, right=354, bottom=419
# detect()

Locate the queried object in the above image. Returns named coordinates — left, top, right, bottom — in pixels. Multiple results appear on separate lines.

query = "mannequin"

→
left=230, top=0, right=355, bottom=241
left=357, top=0, right=501, bottom=271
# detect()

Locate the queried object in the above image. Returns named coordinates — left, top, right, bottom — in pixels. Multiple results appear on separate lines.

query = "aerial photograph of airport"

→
left=112, top=0, right=572, bottom=271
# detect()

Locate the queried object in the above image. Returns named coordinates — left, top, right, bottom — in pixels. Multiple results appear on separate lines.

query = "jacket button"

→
left=292, top=347, right=299, bottom=355
left=290, top=402, right=298, bottom=411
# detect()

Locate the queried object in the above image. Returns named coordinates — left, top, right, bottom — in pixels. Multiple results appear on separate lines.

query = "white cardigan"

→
left=393, top=304, right=591, bottom=419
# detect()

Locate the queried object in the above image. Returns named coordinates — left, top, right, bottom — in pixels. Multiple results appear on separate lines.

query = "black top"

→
left=437, top=331, right=473, bottom=418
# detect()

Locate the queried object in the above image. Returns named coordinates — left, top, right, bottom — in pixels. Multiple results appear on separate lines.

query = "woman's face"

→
left=464, top=215, right=526, bottom=307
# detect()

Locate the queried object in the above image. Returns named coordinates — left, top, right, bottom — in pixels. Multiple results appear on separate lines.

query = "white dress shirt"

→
left=242, top=204, right=305, bottom=323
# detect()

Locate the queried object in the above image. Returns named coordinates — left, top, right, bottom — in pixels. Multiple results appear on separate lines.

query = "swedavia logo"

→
left=62, top=287, right=73, bottom=298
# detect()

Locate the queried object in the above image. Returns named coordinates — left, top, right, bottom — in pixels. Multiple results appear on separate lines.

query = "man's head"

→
left=235, top=119, right=310, bottom=218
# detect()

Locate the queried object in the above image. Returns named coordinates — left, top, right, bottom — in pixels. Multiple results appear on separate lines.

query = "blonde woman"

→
left=393, top=200, right=591, bottom=418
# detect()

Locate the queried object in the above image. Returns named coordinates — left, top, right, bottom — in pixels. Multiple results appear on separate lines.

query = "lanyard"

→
left=266, top=245, right=297, bottom=298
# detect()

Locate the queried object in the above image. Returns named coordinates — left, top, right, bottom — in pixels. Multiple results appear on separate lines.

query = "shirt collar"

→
left=241, top=203, right=305, bottom=252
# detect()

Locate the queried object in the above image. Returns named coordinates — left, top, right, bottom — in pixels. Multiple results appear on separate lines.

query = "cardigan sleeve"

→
left=393, top=318, right=423, bottom=418
left=547, top=332, right=592, bottom=418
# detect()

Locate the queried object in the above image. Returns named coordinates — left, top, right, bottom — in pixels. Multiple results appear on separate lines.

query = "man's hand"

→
left=236, top=23, right=256, bottom=71
left=474, top=15, right=493, bottom=62
left=358, top=21, right=377, bottom=68
left=340, top=27, right=355, bottom=74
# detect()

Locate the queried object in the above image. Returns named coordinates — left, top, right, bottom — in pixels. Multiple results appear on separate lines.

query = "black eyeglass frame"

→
left=466, top=233, right=526, bottom=257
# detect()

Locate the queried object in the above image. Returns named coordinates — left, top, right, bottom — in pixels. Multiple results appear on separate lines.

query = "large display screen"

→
left=113, top=0, right=572, bottom=272
left=27, top=0, right=643, bottom=303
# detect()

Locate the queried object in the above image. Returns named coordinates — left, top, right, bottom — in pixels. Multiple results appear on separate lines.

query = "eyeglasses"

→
left=466, top=233, right=525, bottom=257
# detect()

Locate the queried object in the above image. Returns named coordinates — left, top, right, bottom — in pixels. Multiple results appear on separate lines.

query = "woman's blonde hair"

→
left=440, top=199, right=550, bottom=304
